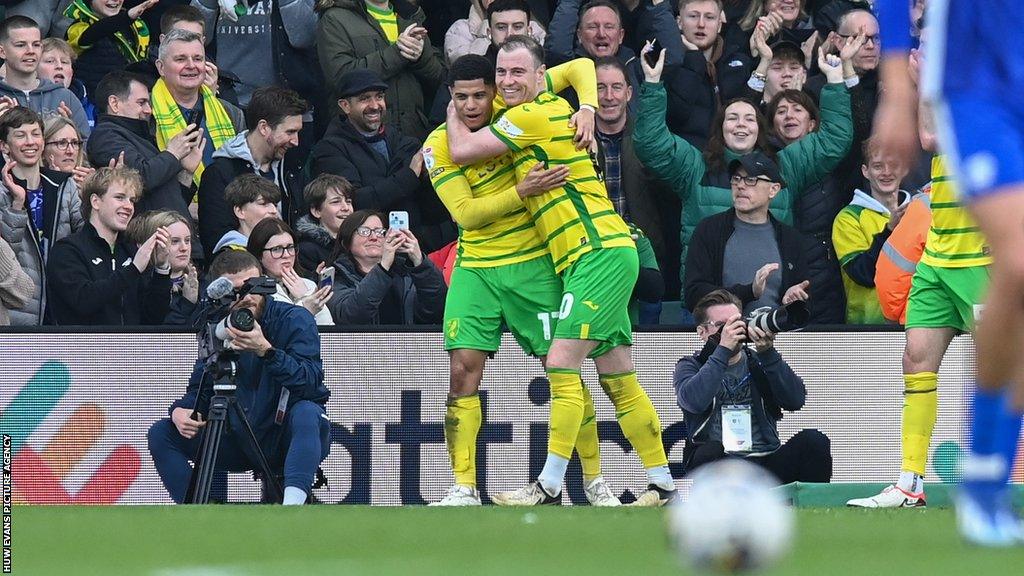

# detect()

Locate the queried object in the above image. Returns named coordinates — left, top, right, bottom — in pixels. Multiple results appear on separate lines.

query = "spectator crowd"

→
left=0, top=0, right=933, bottom=329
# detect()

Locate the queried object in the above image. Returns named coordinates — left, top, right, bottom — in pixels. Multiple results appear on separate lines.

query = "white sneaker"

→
left=584, top=476, right=621, bottom=507
left=491, top=481, right=561, bottom=506
left=429, top=484, right=481, bottom=506
left=846, top=485, right=926, bottom=508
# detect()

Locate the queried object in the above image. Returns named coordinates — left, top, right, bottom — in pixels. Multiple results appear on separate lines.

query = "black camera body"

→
left=196, top=276, right=278, bottom=365
left=695, top=301, right=809, bottom=364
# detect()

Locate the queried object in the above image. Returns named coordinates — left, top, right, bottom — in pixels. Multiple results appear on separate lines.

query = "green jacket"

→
left=315, top=0, right=447, bottom=140
left=633, top=81, right=853, bottom=295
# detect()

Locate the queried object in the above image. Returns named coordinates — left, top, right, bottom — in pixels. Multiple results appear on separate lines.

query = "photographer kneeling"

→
left=674, top=289, right=832, bottom=483
left=148, top=250, right=331, bottom=504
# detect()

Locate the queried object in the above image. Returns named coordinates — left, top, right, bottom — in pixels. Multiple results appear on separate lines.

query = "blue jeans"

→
left=148, top=400, right=330, bottom=503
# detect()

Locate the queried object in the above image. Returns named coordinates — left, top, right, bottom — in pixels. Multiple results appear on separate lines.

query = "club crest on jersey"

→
left=496, top=116, right=523, bottom=138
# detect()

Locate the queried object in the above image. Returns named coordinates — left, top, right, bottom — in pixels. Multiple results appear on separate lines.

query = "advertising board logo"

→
left=0, top=361, right=140, bottom=503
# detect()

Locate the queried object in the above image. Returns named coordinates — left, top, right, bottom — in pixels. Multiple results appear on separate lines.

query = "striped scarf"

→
left=64, top=0, right=150, bottom=62
left=151, top=79, right=236, bottom=186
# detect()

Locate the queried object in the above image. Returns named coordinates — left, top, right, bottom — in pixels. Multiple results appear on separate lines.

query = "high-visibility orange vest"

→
left=875, top=189, right=931, bottom=324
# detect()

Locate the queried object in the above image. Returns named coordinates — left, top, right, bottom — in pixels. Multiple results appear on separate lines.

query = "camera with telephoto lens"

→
left=213, top=308, right=256, bottom=341
left=746, top=301, right=809, bottom=335
left=196, top=276, right=278, bottom=364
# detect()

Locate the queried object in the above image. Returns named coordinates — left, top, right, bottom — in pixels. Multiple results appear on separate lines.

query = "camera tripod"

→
left=184, top=355, right=283, bottom=504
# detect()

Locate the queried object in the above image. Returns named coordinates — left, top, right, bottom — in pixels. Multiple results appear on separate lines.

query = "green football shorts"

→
left=905, top=262, right=989, bottom=331
left=443, top=255, right=563, bottom=356
left=554, top=246, right=639, bottom=358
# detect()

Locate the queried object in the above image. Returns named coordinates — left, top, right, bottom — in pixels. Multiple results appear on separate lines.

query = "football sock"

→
left=538, top=453, right=569, bottom=496
left=546, top=368, right=585, bottom=460
left=901, top=372, right=938, bottom=477
left=599, top=371, right=668, bottom=469
left=576, top=384, right=603, bottom=483
left=646, top=465, right=674, bottom=490
left=964, top=386, right=1021, bottom=495
left=897, top=471, right=924, bottom=494
left=283, top=486, right=307, bottom=505
left=444, top=394, right=482, bottom=488
left=539, top=368, right=586, bottom=495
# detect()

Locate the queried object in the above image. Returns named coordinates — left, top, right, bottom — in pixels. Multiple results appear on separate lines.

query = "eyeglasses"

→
left=45, top=139, right=81, bottom=151
left=730, top=175, right=773, bottom=186
left=837, top=33, right=881, bottom=45
left=262, top=244, right=296, bottom=258
left=355, top=226, right=387, bottom=238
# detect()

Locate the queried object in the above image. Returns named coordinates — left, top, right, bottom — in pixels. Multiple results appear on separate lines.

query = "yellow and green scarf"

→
left=64, top=0, right=150, bottom=62
left=151, top=79, right=236, bottom=185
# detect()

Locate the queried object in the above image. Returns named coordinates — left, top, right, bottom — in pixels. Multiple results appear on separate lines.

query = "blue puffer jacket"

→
left=171, top=297, right=329, bottom=441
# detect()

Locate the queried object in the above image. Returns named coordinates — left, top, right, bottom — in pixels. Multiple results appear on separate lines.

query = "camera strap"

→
left=745, top=350, right=783, bottom=421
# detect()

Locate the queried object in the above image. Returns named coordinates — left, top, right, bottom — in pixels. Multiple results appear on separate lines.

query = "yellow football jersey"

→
left=423, top=127, right=547, bottom=267
left=489, top=92, right=634, bottom=272
left=920, top=156, right=992, bottom=268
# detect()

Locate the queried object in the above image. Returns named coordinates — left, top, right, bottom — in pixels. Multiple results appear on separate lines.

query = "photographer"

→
left=673, top=289, right=832, bottom=483
left=147, top=250, right=330, bottom=505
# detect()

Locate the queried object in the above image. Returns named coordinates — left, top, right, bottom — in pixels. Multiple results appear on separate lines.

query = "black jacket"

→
left=46, top=221, right=171, bottom=325
left=793, top=175, right=849, bottom=324
left=684, top=209, right=810, bottom=311
left=309, top=115, right=456, bottom=252
left=70, top=11, right=144, bottom=97
left=197, top=133, right=306, bottom=262
left=87, top=114, right=192, bottom=219
left=326, top=253, right=446, bottom=325
left=663, top=40, right=753, bottom=149
left=294, top=214, right=336, bottom=272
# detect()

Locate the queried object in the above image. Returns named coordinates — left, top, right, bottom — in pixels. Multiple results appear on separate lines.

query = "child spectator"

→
left=832, top=138, right=912, bottom=324
left=213, top=174, right=280, bottom=255
left=64, top=0, right=157, bottom=96
left=295, top=174, right=354, bottom=272
left=37, top=38, right=97, bottom=127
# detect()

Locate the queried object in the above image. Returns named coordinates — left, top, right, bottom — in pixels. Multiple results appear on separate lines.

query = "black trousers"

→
left=687, top=429, right=833, bottom=483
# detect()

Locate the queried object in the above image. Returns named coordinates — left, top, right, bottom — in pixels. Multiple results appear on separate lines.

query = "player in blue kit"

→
left=873, top=0, right=1023, bottom=546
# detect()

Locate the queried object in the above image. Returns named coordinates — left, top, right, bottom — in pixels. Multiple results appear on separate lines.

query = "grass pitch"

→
left=12, top=506, right=1024, bottom=575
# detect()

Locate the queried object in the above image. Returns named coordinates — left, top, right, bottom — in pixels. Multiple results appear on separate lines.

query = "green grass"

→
left=10, top=506, right=1024, bottom=575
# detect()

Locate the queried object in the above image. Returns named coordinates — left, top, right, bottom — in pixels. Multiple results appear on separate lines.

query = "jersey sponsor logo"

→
left=582, top=301, right=599, bottom=311
left=495, top=116, right=523, bottom=138
left=474, top=160, right=500, bottom=179
left=91, top=258, right=103, bottom=266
